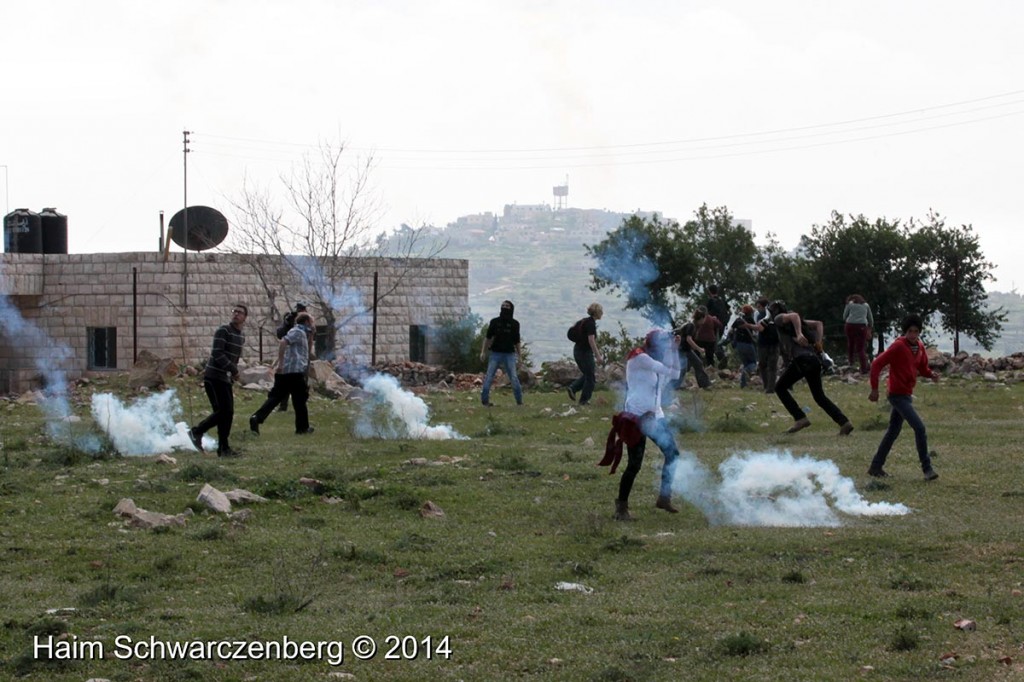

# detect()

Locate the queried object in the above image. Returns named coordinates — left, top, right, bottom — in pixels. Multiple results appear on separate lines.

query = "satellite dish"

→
left=169, top=205, right=229, bottom=251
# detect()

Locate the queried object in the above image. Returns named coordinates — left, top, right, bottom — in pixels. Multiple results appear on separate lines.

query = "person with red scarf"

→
left=867, top=314, right=939, bottom=480
left=603, top=329, right=683, bottom=521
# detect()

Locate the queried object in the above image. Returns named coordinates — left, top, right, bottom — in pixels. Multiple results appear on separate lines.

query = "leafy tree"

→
left=907, top=211, right=1006, bottom=352
left=681, top=204, right=760, bottom=303
left=585, top=213, right=696, bottom=327
left=798, top=212, right=919, bottom=351
left=430, top=312, right=486, bottom=372
left=585, top=205, right=765, bottom=327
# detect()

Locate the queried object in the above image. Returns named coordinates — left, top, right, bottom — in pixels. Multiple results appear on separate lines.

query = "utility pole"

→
left=182, top=130, right=192, bottom=308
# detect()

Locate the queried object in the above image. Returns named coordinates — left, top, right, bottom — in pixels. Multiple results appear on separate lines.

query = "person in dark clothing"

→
left=867, top=314, right=939, bottom=481
left=480, top=300, right=523, bottom=406
left=272, top=302, right=308, bottom=412
left=770, top=301, right=854, bottom=436
left=250, top=312, right=316, bottom=436
left=189, top=304, right=247, bottom=457
left=754, top=297, right=780, bottom=393
left=693, top=304, right=724, bottom=371
left=706, top=285, right=730, bottom=369
left=567, top=303, right=604, bottom=406
left=730, top=304, right=759, bottom=388
left=676, top=309, right=712, bottom=390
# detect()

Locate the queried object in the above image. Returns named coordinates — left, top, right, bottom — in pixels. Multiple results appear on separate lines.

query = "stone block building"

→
left=0, top=251, right=469, bottom=394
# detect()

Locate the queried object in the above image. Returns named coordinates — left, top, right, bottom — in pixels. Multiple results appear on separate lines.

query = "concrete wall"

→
left=0, top=252, right=469, bottom=393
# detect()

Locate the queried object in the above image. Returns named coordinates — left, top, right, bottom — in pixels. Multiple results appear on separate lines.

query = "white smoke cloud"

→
left=354, top=373, right=466, bottom=440
left=669, top=449, right=910, bottom=527
left=91, top=390, right=195, bottom=455
left=0, top=284, right=103, bottom=451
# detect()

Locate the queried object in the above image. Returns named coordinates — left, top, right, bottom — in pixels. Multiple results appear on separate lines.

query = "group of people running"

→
left=560, top=290, right=940, bottom=521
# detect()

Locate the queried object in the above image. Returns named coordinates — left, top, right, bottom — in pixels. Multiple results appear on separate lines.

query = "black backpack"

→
left=276, top=311, right=297, bottom=340
left=567, top=317, right=588, bottom=343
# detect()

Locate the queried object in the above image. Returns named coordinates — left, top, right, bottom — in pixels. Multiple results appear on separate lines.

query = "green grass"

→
left=1, top=374, right=1023, bottom=680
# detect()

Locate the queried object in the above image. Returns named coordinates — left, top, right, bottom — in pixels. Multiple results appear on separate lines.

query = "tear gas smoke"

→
left=91, top=390, right=195, bottom=455
left=591, top=229, right=671, bottom=328
left=354, top=373, right=466, bottom=440
left=669, top=449, right=910, bottom=527
left=0, top=287, right=101, bottom=450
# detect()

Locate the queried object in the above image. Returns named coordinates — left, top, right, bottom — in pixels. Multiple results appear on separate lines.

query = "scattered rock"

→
left=554, top=581, right=593, bottom=594
left=420, top=501, right=446, bottom=519
left=953, top=618, right=976, bottom=631
left=113, top=497, right=189, bottom=529
left=155, top=454, right=177, bottom=465
left=224, top=489, right=268, bottom=505
left=196, top=484, right=232, bottom=513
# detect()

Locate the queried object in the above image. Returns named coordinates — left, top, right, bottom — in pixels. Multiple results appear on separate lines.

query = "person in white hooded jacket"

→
left=613, top=328, right=683, bottom=520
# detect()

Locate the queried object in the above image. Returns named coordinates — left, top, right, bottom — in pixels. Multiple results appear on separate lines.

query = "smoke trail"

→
left=91, top=390, right=196, bottom=455
left=0, top=285, right=103, bottom=450
left=354, top=373, right=466, bottom=440
left=591, top=227, right=672, bottom=328
left=669, top=449, right=909, bottom=527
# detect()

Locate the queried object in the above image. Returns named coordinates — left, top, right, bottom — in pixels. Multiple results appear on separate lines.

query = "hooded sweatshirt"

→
left=486, top=302, right=521, bottom=353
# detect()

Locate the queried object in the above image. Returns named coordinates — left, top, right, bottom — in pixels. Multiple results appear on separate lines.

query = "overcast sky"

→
left=4, top=0, right=1023, bottom=291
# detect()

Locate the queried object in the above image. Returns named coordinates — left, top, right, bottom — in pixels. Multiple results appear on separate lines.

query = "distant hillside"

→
left=441, top=237, right=1023, bottom=366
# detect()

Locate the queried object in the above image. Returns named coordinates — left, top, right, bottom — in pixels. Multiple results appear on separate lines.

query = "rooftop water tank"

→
left=4, top=209, right=43, bottom=254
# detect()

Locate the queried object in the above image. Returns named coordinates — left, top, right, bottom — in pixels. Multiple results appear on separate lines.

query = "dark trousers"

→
left=569, top=345, right=597, bottom=404
left=775, top=355, right=849, bottom=425
left=253, top=373, right=309, bottom=433
left=195, top=379, right=234, bottom=452
left=757, top=344, right=780, bottom=393
left=680, top=349, right=711, bottom=389
left=618, top=417, right=679, bottom=503
left=871, top=395, right=932, bottom=471
left=845, top=323, right=870, bottom=372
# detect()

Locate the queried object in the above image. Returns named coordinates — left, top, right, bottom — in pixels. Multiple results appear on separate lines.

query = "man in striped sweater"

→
left=189, top=304, right=247, bottom=457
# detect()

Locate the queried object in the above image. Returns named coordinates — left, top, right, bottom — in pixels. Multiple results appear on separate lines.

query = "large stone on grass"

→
left=239, top=365, right=274, bottom=386
left=129, top=350, right=179, bottom=390
left=197, top=484, right=232, bottom=513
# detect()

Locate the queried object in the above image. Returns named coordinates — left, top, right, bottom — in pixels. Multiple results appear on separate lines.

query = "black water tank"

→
left=4, top=209, right=43, bottom=254
left=39, top=207, right=69, bottom=254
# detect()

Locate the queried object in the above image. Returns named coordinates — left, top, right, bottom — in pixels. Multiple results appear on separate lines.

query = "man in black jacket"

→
left=189, top=304, right=247, bottom=457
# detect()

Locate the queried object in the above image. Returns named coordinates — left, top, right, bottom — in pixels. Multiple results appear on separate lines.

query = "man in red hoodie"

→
left=867, top=313, right=939, bottom=481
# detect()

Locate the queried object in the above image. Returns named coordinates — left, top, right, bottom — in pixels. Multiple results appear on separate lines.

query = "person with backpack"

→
left=754, top=297, right=780, bottom=393
left=567, top=303, right=603, bottom=406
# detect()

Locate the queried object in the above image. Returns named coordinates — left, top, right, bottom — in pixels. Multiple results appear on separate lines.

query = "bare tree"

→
left=227, top=141, right=447, bottom=361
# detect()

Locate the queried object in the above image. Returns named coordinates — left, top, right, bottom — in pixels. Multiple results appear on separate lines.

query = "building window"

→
left=314, top=325, right=330, bottom=359
left=87, top=327, right=117, bottom=369
left=409, top=325, right=428, bottom=363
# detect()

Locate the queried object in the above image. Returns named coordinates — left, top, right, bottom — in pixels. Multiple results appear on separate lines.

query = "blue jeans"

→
left=618, top=417, right=680, bottom=502
left=569, top=345, right=596, bottom=404
left=871, top=394, right=931, bottom=471
left=481, top=352, right=522, bottom=405
left=734, top=341, right=757, bottom=387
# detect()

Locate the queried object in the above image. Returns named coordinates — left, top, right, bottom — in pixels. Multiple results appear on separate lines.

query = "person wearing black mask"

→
left=480, top=300, right=523, bottom=406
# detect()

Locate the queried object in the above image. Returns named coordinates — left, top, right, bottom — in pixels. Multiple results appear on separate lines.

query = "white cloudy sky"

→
left=4, top=0, right=1023, bottom=290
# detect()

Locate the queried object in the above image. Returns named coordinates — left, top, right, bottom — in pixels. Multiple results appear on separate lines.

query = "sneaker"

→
left=786, top=417, right=811, bottom=433
left=249, top=415, right=260, bottom=435
left=655, top=495, right=679, bottom=513
left=296, top=427, right=315, bottom=435
left=567, top=386, right=577, bottom=402
left=867, top=467, right=889, bottom=477
left=923, top=468, right=939, bottom=481
left=838, top=421, right=854, bottom=436
left=187, top=427, right=204, bottom=452
left=217, top=447, right=243, bottom=458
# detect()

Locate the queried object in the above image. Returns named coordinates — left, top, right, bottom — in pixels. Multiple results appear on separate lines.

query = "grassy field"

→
left=1, top=373, right=1022, bottom=681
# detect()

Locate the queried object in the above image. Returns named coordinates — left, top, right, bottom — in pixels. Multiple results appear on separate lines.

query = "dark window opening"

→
left=87, top=327, right=117, bottom=369
left=409, top=325, right=428, bottom=363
